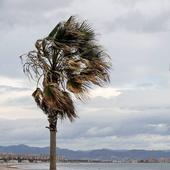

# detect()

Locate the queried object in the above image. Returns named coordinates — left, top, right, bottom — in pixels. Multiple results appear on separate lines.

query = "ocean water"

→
left=17, top=162, right=170, bottom=170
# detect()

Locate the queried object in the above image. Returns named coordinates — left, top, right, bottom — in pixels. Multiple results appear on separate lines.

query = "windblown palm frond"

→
left=32, top=84, right=76, bottom=122
left=21, top=16, right=111, bottom=122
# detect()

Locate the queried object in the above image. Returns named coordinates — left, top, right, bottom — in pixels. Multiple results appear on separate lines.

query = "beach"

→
left=0, top=164, right=19, bottom=170
left=2, top=162, right=170, bottom=170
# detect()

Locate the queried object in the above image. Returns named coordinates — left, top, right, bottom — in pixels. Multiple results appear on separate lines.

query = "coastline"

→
left=0, top=164, right=19, bottom=170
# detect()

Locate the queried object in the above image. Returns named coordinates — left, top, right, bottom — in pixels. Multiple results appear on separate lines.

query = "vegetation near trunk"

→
left=21, top=16, right=111, bottom=170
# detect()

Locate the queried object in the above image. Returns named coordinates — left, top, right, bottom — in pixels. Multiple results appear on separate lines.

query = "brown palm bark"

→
left=49, top=121, right=57, bottom=170
left=50, top=130, right=56, bottom=170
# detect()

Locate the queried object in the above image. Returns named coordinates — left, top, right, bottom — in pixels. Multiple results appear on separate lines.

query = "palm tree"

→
left=21, top=16, right=111, bottom=170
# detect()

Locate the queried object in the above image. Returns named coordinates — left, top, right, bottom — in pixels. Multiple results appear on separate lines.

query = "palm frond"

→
left=32, top=84, right=77, bottom=121
left=32, top=88, right=43, bottom=106
left=58, top=91, right=77, bottom=121
left=21, top=16, right=111, bottom=122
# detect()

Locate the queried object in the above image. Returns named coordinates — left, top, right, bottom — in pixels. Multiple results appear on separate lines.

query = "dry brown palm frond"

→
left=32, top=88, right=47, bottom=112
left=66, top=78, right=90, bottom=100
left=42, top=83, right=77, bottom=121
left=32, top=83, right=77, bottom=121
left=66, top=79, right=84, bottom=93
left=58, top=91, right=77, bottom=121
left=67, top=59, right=81, bottom=71
left=22, top=16, right=111, bottom=122
left=32, top=88, right=43, bottom=105
left=43, top=84, right=62, bottom=106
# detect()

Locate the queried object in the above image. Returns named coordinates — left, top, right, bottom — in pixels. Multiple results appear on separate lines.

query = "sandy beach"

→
left=0, top=164, right=19, bottom=170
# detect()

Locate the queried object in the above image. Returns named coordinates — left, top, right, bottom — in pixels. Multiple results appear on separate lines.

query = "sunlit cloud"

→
left=90, top=87, right=122, bottom=99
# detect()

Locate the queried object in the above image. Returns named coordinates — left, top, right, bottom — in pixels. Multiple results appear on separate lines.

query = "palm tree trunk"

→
left=50, top=129, right=57, bottom=170
left=49, top=119, right=57, bottom=170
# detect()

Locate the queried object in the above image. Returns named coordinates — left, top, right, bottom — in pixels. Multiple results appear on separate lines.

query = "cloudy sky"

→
left=1, top=0, right=170, bottom=150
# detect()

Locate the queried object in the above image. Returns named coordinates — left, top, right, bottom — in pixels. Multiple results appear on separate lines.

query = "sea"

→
left=16, top=162, right=170, bottom=170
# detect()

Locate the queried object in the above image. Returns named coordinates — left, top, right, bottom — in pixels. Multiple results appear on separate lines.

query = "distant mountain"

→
left=0, top=144, right=49, bottom=155
left=1, top=144, right=170, bottom=160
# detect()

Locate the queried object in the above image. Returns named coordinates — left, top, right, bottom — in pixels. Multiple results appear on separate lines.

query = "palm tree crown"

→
left=21, top=16, right=111, bottom=129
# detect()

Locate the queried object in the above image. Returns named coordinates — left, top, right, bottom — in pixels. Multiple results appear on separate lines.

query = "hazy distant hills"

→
left=1, top=144, right=170, bottom=160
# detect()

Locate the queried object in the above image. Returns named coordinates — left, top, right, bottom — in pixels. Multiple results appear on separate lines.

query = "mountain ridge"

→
left=1, top=144, right=170, bottom=160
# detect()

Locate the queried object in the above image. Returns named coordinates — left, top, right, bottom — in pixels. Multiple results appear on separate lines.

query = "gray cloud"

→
left=0, top=119, right=48, bottom=146
left=106, top=11, right=170, bottom=33
left=0, top=85, right=30, bottom=92
left=0, top=0, right=75, bottom=77
left=0, top=0, right=170, bottom=150
left=0, top=0, right=73, bottom=28
left=2, top=96, right=34, bottom=107
left=1, top=116, right=170, bottom=150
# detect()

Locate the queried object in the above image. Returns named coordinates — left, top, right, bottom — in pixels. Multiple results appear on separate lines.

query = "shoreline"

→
left=0, top=164, right=20, bottom=170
